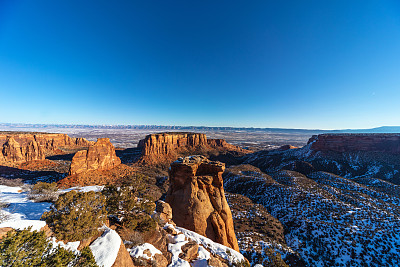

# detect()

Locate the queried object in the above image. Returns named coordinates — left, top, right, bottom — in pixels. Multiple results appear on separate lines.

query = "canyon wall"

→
left=207, top=138, right=248, bottom=153
left=138, top=133, right=208, bottom=156
left=0, top=132, right=92, bottom=165
left=69, top=138, right=121, bottom=175
left=166, top=155, right=239, bottom=251
left=308, top=134, right=400, bottom=153
left=137, top=132, right=250, bottom=165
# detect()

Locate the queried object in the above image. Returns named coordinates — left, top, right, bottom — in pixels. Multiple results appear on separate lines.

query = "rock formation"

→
left=0, top=132, right=92, bottom=166
left=308, top=134, right=400, bottom=153
left=69, top=138, right=121, bottom=175
left=165, top=155, right=239, bottom=251
left=138, top=132, right=208, bottom=156
left=137, top=132, right=250, bottom=165
left=207, top=138, right=248, bottom=153
left=0, top=133, right=92, bottom=155
left=0, top=136, right=45, bottom=164
left=277, top=144, right=298, bottom=151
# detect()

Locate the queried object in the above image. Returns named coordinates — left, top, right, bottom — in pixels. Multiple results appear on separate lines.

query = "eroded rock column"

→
left=166, top=155, right=239, bottom=251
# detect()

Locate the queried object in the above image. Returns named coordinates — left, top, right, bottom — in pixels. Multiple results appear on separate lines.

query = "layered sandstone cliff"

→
left=138, top=133, right=208, bottom=156
left=137, top=132, right=250, bottom=165
left=207, top=138, right=249, bottom=153
left=0, top=136, right=45, bottom=164
left=0, top=132, right=92, bottom=166
left=166, top=155, right=239, bottom=251
left=69, top=138, right=121, bottom=175
left=308, top=134, right=400, bottom=153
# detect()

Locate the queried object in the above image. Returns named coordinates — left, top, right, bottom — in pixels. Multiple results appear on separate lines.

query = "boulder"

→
left=0, top=227, right=14, bottom=239
left=179, top=241, right=199, bottom=261
left=155, top=200, right=173, bottom=224
left=112, top=240, right=134, bottom=267
left=69, top=138, right=121, bottom=175
left=166, top=155, right=239, bottom=251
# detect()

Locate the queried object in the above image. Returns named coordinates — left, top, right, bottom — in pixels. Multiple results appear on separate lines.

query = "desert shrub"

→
left=124, top=214, right=157, bottom=232
left=28, top=182, right=59, bottom=202
left=102, top=183, right=156, bottom=232
left=232, top=259, right=251, bottom=267
left=71, top=247, right=98, bottom=267
left=0, top=177, right=24, bottom=187
left=260, top=248, right=288, bottom=267
left=0, top=228, right=98, bottom=267
left=42, top=190, right=107, bottom=241
left=0, top=201, right=9, bottom=223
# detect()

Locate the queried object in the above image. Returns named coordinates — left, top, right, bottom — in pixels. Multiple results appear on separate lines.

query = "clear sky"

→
left=1, top=0, right=400, bottom=129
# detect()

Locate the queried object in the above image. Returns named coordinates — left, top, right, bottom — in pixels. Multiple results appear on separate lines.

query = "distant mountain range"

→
left=1, top=123, right=400, bottom=134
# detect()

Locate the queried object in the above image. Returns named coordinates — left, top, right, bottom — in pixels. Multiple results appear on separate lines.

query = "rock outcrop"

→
left=138, top=133, right=208, bottom=156
left=0, top=132, right=92, bottom=166
left=0, top=137, right=45, bottom=164
left=112, top=240, right=135, bottom=267
left=69, top=138, right=121, bottom=175
left=137, top=132, right=250, bottom=165
left=165, top=155, right=239, bottom=251
left=0, top=133, right=92, bottom=155
left=207, top=138, right=248, bottom=153
left=308, top=134, right=400, bottom=153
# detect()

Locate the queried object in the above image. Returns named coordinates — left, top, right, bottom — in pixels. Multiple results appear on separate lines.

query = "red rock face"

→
left=29, top=134, right=93, bottom=154
left=166, top=155, right=239, bottom=251
left=0, top=133, right=92, bottom=155
left=137, top=132, right=251, bottom=166
left=138, top=133, right=208, bottom=156
left=0, top=137, right=45, bottom=164
left=69, top=138, right=121, bottom=175
left=308, top=134, right=400, bottom=153
left=207, top=138, right=248, bottom=153
left=0, top=132, right=92, bottom=166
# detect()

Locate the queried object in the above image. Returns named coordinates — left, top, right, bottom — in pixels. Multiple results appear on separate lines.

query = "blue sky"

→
left=1, top=0, right=400, bottom=129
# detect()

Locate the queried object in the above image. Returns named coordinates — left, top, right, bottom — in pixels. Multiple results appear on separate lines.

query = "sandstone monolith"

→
left=165, top=155, right=239, bottom=251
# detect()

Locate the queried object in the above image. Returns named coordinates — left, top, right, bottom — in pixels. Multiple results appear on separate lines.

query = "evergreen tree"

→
left=42, top=190, right=107, bottom=241
left=0, top=228, right=98, bottom=267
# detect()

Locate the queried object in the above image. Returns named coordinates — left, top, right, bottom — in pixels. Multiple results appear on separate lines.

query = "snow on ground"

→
left=0, top=185, right=50, bottom=231
left=128, top=243, right=162, bottom=260
left=191, top=246, right=211, bottom=267
left=89, top=226, right=121, bottom=267
left=59, top=185, right=104, bottom=193
left=166, top=228, right=190, bottom=267
left=49, top=237, right=80, bottom=254
left=224, top=167, right=400, bottom=266
left=177, top=226, right=245, bottom=264
left=0, top=184, right=105, bottom=232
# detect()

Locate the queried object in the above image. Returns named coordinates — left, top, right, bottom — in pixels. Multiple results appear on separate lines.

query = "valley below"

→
left=0, top=124, right=399, bottom=267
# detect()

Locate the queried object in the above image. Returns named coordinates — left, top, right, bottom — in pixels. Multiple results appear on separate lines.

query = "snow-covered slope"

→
left=224, top=166, right=400, bottom=266
left=0, top=185, right=49, bottom=231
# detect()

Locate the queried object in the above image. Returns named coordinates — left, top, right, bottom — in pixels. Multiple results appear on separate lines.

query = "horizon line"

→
left=1, top=122, right=398, bottom=132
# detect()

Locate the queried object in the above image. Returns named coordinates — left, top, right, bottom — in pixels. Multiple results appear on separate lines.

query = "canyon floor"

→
left=0, top=125, right=399, bottom=267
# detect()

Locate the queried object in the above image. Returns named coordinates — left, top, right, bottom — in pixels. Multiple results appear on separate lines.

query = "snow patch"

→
left=60, top=185, right=104, bottom=194
left=0, top=184, right=50, bottom=231
left=175, top=226, right=246, bottom=264
left=128, top=243, right=162, bottom=260
left=90, top=226, right=121, bottom=267
left=48, top=237, right=80, bottom=254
